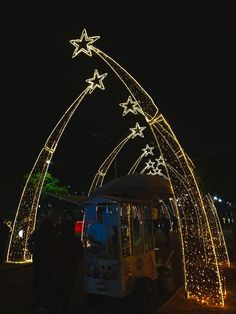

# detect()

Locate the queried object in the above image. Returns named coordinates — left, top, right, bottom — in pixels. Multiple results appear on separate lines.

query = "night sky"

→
left=1, top=7, right=235, bottom=207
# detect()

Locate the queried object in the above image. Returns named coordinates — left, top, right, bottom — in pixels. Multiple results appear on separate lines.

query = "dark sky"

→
left=1, top=7, right=235, bottom=204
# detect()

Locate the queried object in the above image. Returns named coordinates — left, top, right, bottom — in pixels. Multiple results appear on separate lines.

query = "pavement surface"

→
left=158, top=228, right=236, bottom=314
left=0, top=228, right=235, bottom=314
left=0, top=231, right=182, bottom=314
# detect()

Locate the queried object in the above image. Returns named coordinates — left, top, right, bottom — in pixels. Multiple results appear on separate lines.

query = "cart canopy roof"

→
left=90, top=174, right=172, bottom=203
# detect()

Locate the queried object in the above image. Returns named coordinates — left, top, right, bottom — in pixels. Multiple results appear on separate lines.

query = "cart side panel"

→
left=121, top=250, right=157, bottom=296
left=85, top=257, right=122, bottom=297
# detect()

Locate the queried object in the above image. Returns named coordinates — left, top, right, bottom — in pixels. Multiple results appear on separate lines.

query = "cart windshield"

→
left=84, top=203, right=119, bottom=259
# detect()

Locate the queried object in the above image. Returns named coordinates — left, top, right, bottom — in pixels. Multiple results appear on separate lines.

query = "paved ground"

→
left=158, top=229, right=236, bottom=314
left=0, top=231, right=182, bottom=314
left=0, top=262, right=174, bottom=314
left=0, top=229, right=235, bottom=313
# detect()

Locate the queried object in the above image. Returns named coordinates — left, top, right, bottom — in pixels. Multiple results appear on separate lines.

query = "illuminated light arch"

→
left=127, top=144, right=168, bottom=181
left=88, top=133, right=132, bottom=196
left=204, top=194, right=230, bottom=267
left=151, top=118, right=230, bottom=264
left=70, top=32, right=227, bottom=306
left=88, top=122, right=147, bottom=196
left=7, top=69, right=107, bottom=263
left=127, top=143, right=155, bottom=175
left=140, top=159, right=155, bottom=173
left=165, top=160, right=227, bottom=281
left=140, top=156, right=168, bottom=179
left=150, top=114, right=224, bottom=305
left=8, top=29, right=228, bottom=307
left=203, top=194, right=230, bottom=296
left=159, top=199, right=173, bottom=232
left=138, top=150, right=204, bottom=259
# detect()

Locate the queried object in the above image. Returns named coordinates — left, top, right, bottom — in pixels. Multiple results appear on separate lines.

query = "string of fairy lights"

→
left=75, top=29, right=229, bottom=306
left=88, top=122, right=147, bottom=196
left=127, top=144, right=155, bottom=175
left=7, top=84, right=98, bottom=262
left=7, top=28, right=230, bottom=308
left=152, top=116, right=225, bottom=305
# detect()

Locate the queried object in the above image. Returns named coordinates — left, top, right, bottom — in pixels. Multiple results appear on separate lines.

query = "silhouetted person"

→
left=28, top=206, right=61, bottom=311
left=28, top=228, right=39, bottom=298
left=49, top=218, right=84, bottom=314
left=0, top=216, right=11, bottom=264
left=162, top=214, right=171, bottom=245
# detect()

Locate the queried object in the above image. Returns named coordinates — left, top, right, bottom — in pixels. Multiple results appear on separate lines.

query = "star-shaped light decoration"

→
left=147, top=167, right=168, bottom=179
left=150, top=157, right=168, bottom=179
left=155, top=156, right=165, bottom=166
left=129, top=122, right=146, bottom=139
left=142, top=144, right=154, bottom=157
left=69, top=29, right=100, bottom=58
left=145, top=159, right=155, bottom=169
left=86, top=69, right=107, bottom=94
left=147, top=170, right=157, bottom=176
left=155, top=168, right=164, bottom=176
left=119, top=96, right=140, bottom=116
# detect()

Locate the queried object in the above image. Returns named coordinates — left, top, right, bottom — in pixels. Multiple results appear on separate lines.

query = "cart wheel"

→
left=135, top=277, right=158, bottom=314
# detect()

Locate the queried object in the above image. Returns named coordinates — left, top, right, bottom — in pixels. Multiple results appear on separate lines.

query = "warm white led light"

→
left=90, top=38, right=227, bottom=306
left=129, top=122, right=146, bottom=139
left=7, top=86, right=92, bottom=262
left=70, top=29, right=100, bottom=58
left=86, top=69, right=107, bottom=94
left=155, top=156, right=165, bottom=166
left=119, top=96, right=140, bottom=116
left=8, top=28, right=229, bottom=307
left=142, top=144, right=154, bottom=156
left=127, top=144, right=154, bottom=175
left=145, top=159, right=155, bottom=169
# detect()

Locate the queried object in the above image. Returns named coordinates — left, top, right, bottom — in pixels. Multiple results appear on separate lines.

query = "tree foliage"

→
left=23, top=172, right=69, bottom=199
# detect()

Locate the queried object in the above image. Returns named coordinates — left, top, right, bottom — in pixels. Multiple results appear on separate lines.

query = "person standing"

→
left=0, top=215, right=11, bottom=264
left=86, top=208, right=114, bottom=255
left=27, top=206, right=61, bottom=311
left=49, top=217, right=84, bottom=314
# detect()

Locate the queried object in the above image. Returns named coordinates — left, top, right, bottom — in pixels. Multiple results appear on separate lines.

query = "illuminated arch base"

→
left=7, top=29, right=229, bottom=308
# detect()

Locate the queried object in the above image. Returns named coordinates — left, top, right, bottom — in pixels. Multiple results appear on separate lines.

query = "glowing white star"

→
left=119, top=96, right=139, bottom=116
left=155, top=168, right=168, bottom=179
left=142, top=144, right=154, bottom=157
left=69, top=29, right=100, bottom=58
left=129, top=122, right=146, bottom=139
left=147, top=170, right=156, bottom=176
left=145, top=159, right=155, bottom=169
left=86, top=69, right=107, bottom=94
left=155, top=156, right=165, bottom=166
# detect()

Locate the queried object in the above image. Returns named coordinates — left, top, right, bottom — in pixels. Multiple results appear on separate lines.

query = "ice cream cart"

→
left=82, top=194, right=162, bottom=312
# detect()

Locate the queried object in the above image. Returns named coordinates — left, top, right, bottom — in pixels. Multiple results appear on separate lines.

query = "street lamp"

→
left=92, top=133, right=118, bottom=178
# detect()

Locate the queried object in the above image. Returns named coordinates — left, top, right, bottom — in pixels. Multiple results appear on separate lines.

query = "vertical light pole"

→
left=92, top=133, right=118, bottom=178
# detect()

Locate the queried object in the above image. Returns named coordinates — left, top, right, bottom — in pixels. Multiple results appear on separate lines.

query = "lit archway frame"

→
left=68, top=29, right=228, bottom=306
left=205, top=194, right=230, bottom=266
left=89, top=141, right=157, bottom=195
left=127, top=144, right=155, bottom=175
left=8, top=29, right=229, bottom=307
left=6, top=70, right=107, bottom=262
left=88, top=122, right=146, bottom=196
